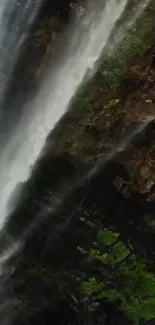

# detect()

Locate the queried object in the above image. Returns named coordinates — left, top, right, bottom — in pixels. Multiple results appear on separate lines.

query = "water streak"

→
left=0, top=0, right=42, bottom=102
left=87, top=122, right=149, bottom=180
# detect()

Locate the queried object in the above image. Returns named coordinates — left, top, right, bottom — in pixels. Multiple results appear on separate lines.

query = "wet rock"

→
left=38, top=0, right=83, bottom=22
left=113, top=175, right=126, bottom=191
left=85, top=124, right=105, bottom=140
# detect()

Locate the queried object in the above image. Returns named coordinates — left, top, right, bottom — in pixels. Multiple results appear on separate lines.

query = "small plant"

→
left=97, top=228, right=119, bottom=246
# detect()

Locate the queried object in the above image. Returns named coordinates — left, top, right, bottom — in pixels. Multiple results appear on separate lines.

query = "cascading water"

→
left=0, top=0, right=151, bottom=267
left=0, top=0, right=42, bottom=104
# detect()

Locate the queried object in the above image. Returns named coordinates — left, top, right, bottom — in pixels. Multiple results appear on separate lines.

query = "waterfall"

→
left=0, top=0, right=151, bottom=266
left=0, top=0, right=42, bottom=103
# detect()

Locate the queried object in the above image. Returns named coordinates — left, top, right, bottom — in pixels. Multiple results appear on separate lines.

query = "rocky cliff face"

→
left=1, top=2, right=155, bottom=325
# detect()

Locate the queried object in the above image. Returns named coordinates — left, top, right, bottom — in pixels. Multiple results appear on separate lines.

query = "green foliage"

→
left=82, top=227, right=155, bottom=324
left=82, top=277, right=104, bottom=296
left=99, top=289, right=121, bottom=302
left=122, top=296, right=155, bottom=324
left=90, top=248, right=110, bottom=264
left=97, top=229, right=119, bottom=246
left=83, top=273, right=155, bottom=323
left=120, top=262, right=155, bottom=322
left=112, top=242, right=130, bottom=263
left=83, top=278, right=121, bottom=302
left=121, top=263, right=155, bottom=298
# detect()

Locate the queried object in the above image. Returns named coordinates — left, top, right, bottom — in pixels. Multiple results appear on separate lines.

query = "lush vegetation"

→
left=79, top=224, right=155, bottom=324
